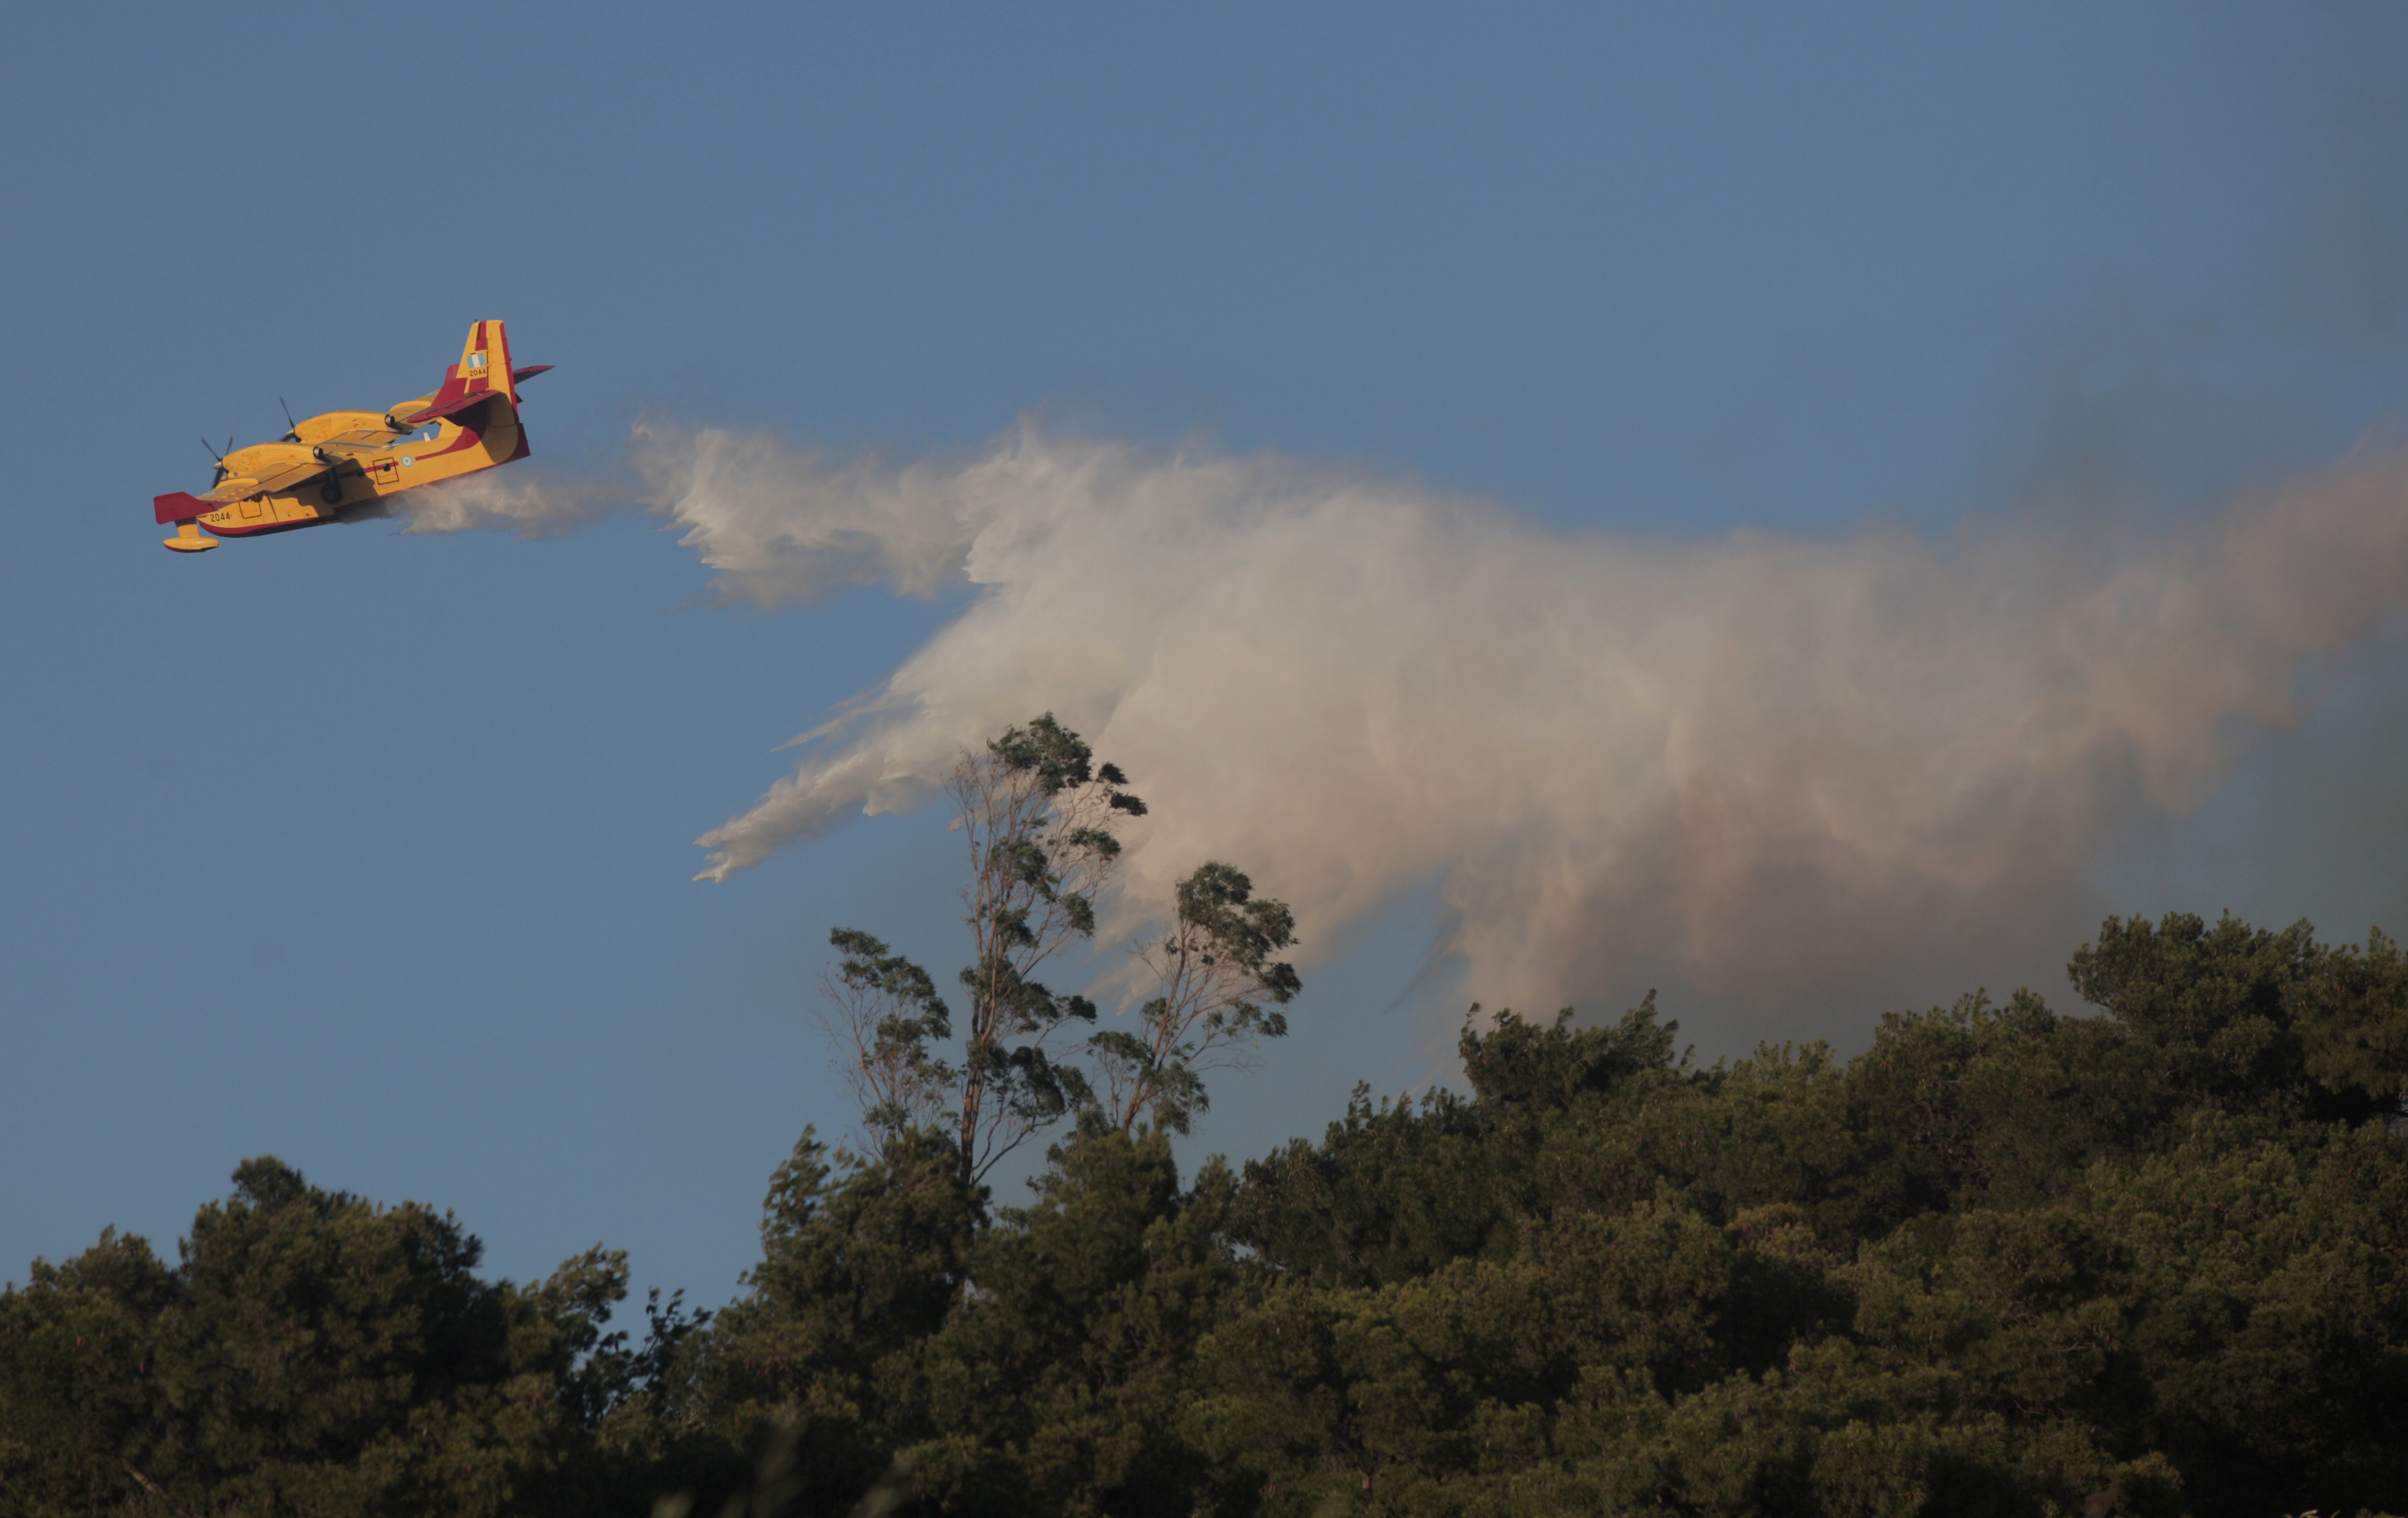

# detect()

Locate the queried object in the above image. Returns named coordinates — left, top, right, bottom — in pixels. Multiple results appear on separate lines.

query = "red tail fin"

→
left=396, top=320, right=520, bottom=425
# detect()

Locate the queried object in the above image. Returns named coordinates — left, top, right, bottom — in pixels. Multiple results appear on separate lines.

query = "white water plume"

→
left=392, top=468, right=611, bottom=537
left=404, top=418, right=2408, bottom=1036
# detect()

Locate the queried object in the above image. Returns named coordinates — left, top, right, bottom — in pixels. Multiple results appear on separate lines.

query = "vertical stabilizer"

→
left=398, top=320, right=521, bottom=425
left=444, top=320, right=518, bottom=408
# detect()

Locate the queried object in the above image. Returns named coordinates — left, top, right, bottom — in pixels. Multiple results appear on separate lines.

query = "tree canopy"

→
left=8, top=866, right=2406, bottom=1517
left=0, top=1156, right=689, bottom=1517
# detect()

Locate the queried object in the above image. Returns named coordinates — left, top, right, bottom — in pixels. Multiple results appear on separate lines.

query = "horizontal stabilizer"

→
left=510, top=364, right=552, bottom=384
left=154, top=490, right=212, bottom=525
left=393, top=390, right=500, bottom=427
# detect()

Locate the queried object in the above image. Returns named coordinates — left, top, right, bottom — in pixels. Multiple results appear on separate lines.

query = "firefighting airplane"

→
left=152, top=320, right=550, bottom=552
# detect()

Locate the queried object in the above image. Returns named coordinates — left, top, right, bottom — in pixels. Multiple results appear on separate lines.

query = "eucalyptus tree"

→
left=824, top=714, right=1147, bottom=1183
left=1088, top=860, right=1301, bottom=1135
left=820, top=716, right=1308, bottom=1177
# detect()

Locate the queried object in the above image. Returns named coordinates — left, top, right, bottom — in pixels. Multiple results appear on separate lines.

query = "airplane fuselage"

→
left=156, top=320, right=543, bottom=552
left=199, top=404, right=528, bottom=538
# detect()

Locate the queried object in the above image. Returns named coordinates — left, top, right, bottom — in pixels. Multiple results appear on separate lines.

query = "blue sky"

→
left=4, top=3, right=2405, bottom=1306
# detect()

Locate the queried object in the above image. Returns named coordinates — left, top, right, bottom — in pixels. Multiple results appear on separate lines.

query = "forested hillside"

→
left=7, top=722, right=2406, bottom=1517
left=6, top=911, right=2405, bottom=1517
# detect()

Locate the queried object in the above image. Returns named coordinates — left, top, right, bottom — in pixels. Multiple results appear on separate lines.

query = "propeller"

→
left=201, top=434, right=232, bottom=485
left=278, top=397, right=301, bottom=443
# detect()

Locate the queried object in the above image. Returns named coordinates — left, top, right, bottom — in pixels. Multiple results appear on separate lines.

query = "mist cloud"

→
left=474, top=418, right=2392, bottom=1038
left=395, top=416, right=2408, bottom=1039
left=392, top=468, right=610, bottom=537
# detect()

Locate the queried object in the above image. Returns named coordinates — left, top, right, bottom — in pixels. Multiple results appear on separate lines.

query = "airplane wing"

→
left=312, top=428, right=406, bottom=459
left=205, top=456, right=333, bottom=501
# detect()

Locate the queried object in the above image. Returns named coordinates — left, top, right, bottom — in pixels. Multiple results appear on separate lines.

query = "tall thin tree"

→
left=1088, top=861, right=1302, bottom=1134
left=822, top=714, right=1146, bottom=1183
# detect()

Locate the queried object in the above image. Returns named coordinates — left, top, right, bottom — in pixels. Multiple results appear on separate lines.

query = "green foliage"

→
left=823, top=714, right=1151, bottom=1183
left=1845, top=988, right=2170, bottom=1214
left=666, top=1127, right=1246, bottom=1518
left=824, top=929, right=960, bottom=1137
left=15, top=909, right=2408, bottom=1516
left=2070, top=913, right=2321, bottom=1108
left=0, top=1228, right=176, bottom=1516
left=0, top=1158, right=645, bottom=1517
left=2066, top=910, right=2408, bottom=1122
left=894, top=1128, right=1245, bottom=1517
left=1229, top=1083, right=1518, bottom=1290
left=1092, top=860, right=1303, bottom=1136
left=1458, top=997, right=1682, bottom=1110
left=821, top=718, right=1306, bottom=1182
left=1191, top=919, right=2408, bottom=1517
left=2292, top=928, right=2408, bottom=1105
left=675, top=1127, right=984, bottom=1513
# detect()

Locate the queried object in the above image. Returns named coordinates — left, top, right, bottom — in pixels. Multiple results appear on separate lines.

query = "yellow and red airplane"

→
left=153, top=320, right=550, bottom=552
